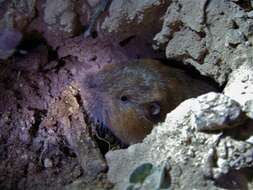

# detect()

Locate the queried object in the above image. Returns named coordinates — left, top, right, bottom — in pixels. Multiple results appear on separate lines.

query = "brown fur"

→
left=81, top=59, right=216, bottom=145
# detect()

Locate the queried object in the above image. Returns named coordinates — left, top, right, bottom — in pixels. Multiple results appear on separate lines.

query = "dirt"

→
left=0, top=26, right=164, bottom=190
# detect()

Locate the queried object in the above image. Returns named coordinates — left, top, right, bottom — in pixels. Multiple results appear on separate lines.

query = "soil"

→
left=0, top=27, right=162, bottom=189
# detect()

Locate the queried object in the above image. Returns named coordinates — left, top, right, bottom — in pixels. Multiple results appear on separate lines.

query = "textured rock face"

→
left=0, top=28, right=22, bottom=60
left=224, top=60, right=253, bottom=107
left=100, top=0, right=169, bottom=59
left=154, top=0, right=253, bottom=85
left=106, top=93, right=253, bottom=190
left=43, top=0, right=79, bottom=34
left=39, top=84, right=107, bottom=179
left=102, top=0, right=169, bottom=40
left=0, top=0, right=37, bottom=30
left=191, top=92, right=246, bottom=131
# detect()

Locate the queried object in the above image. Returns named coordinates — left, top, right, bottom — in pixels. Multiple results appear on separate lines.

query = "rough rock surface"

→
left=191, top=93, right=246, bottom=131
left=39, top=84, right=107, bottom=180
left=102, top=0, right=169, bottom=40
left=101, top=0, right=169, bottom=59
left=154, top=0, right=253, bottom=85
left=106, top=92, right=253, bottom=190
left=43, top=0, right=79, bottom=34
left=224, top=55, right=253, bottom=107
left=0, top=0, right=37, bottom=31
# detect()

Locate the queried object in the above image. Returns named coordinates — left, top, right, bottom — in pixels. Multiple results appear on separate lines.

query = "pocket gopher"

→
left=81, top=59, right=216, bottom=145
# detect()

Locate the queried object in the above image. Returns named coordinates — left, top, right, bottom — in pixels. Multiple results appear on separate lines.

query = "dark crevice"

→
left=0, top=145, right=8, bottom=160
left=12, top=89, right=23, bottom=101
left=74, top=93, right=83, bottom=109
left=169, top=20, right=184, bottom=33
left=93, top=135, right=110, bottom=155
left=214, top=168, right=253, bottom=189
left=54, top=58, right=67, bottom=73
left=178, top=3, right=182, bottom=11
left=232, top=0, right=253, bottom=12
left=202, top=0, right=212, bottom=25
left=228, top=43, right=240, bottom=49
left=1, top=76, right=15, bottom=91
left=219, top=11, right=225, bottom=16
left=89, top=55, right=97, bottom=61
left=197, top=49, right=209, bottom=64
left=17, top=103, right=22, bottom=110
left=90, top=30, right=98, bottom=39
left=47, top=47, right=58, bottom=62
left=28, top=108, right=47, bottom=137
left=59, top=139, right=77, bottom=158
left=231, top=20, right=239, bottom=29
left=17, top=31, right=46, bottom=52
left=93, top=123, right=127, bottom=155
left=159, top=58, right=221, bottom=91
left=17, top=30, right=59, bottom=64
left=119, top=35, right=136, bottom=47
left=196, top=31, right=206, bottom=38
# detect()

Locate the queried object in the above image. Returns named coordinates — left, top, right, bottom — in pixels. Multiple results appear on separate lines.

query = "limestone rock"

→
left=154, top=0, right=253, bottom=85
left=191, top=92, right=246, bottom=131
left=43, top=0, right=80, bottom=35
left=102, top=0, right=169, bottom=41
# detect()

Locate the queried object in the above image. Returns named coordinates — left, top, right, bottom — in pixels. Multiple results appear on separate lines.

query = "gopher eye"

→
left=120, top=95, right=128, bottom=102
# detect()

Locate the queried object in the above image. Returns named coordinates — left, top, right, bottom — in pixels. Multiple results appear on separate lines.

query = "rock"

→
left=244, top=100, right=253, bottom=119
left=40, top=84, right=107, bottom=180
left=102, top=0, right=169, bottom=40
left=12, top=45, right=48, bottom=72
left=191, top=92, right=246, bottom=131
left=129, top=163, right=153, bottom=184
left=154, top=0, right=253, bottom=85
left=205, top=136, right=253, bottom=189
left=43, top=0, right=80, bottom=35
left=224, top=62, right=253, bottom=108
left=127, top=163, right=169, bottom=190
left=0, top=28, right=22, bottom=60
left=44, top=158, right=53, bottom=168
left=0, top=0, right=37, bottom=31
left=164, top=28, right=206, bottom=61
left=106, top=92, right=253, bottom=189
